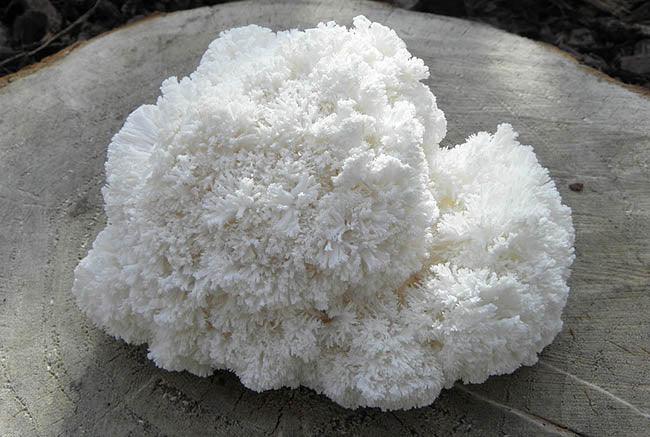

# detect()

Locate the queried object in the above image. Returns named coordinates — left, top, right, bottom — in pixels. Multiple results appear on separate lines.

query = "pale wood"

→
left=0, top=1, right=649, bottom=435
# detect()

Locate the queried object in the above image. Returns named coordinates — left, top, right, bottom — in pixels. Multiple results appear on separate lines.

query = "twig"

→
left=0, top=0, right=102, bottom=69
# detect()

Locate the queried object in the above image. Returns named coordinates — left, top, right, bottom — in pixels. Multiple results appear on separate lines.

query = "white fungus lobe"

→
left=72, top=16, right=575, bottom=410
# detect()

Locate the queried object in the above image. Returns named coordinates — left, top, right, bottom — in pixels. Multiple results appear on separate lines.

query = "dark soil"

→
left=1, top=0, right=649, bottom=89
left=411, top=0, right=650, bottom=89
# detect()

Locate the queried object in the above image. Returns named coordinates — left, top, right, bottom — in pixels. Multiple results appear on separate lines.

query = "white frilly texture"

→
left=73, top=16, right=575, bottom=410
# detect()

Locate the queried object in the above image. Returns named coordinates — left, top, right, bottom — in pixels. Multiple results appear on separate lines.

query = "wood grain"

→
left=0, top=1, right=648, bottom=435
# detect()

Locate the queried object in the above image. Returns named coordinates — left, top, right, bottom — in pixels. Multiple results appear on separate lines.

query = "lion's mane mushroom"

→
left=72, top=16, right=575, bottom=410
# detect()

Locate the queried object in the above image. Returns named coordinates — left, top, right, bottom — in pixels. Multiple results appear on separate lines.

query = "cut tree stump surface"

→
left=1, top=1, right=649, bottom=436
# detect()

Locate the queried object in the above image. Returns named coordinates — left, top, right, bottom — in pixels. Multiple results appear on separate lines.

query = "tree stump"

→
left=1, top=1, right=648, bottom=435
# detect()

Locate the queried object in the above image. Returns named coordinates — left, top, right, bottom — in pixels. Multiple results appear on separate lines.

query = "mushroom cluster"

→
left=73, top=16, right=575, bottom=410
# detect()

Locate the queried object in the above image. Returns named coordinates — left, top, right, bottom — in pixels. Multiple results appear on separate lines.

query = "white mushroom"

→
left=72, top=16, right=575, bottom=410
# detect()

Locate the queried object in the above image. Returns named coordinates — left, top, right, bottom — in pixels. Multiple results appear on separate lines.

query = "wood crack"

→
left=538, top=360, right=650, bottom=420
left=266, top=391, right=295, bottom=436
left=390, top=411, right=420, bottom=436
left=455, top=384, right=589, bottom=437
